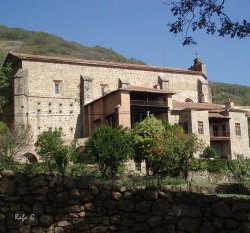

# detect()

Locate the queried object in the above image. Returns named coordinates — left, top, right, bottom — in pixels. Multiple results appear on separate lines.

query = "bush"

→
left=203, top=146, right=217, bottom=159
left=189, top=158, right=208, bottom=172
left=207, top=159, right=229, bottom=174
left=83, top=126, right=134, bottom=178
left=36, top=130, right=76, bottom=174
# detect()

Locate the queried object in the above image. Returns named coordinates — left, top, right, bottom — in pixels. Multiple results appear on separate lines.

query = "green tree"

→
left=162, top=122, right=204, bottom=179
left=0, top=64, right=11, bottom=112
left=83, top=126, right=134, bottom=178
left=167, top=0, right=250, bottom=45
left=203, top=146, right=217, bottom=159
left=132, top=115, right=165, bottom=175
left=36, top=130, right=76, bottom=174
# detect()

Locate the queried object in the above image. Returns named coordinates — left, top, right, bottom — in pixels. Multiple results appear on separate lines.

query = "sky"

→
left=0, top=0, right=249, bottom=86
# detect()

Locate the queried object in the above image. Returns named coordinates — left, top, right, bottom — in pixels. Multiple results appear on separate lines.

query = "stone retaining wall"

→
left=0, top=170, right=249, bottom=233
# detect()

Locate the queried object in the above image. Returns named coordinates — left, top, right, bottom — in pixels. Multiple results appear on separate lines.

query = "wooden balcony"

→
left=210, top=131, right=230, bottom=141
left=131, top=100, right=167, bottom=107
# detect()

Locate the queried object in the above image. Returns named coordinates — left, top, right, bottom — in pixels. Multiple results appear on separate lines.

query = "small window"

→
left=235, top=123, right=241, bottom=136
left=54, top=80, right=62, bottom=94
left=198, top=121, right=204, bottom=134
left=55, top=83, right=59, bottom=94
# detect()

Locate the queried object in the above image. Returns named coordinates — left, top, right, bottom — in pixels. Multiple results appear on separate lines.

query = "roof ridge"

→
left=7, top=52, right=206, bottom=77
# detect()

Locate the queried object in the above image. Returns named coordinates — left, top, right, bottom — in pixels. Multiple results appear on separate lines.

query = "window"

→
left=100, top=84, right=109, bottom=96
left=55, top=83, right=59, bottom=94
left=54, top=80, right=62, bottom=94
left=198, top=121, right=204, bottom=134
left=235, top=123, right=241, bottom=136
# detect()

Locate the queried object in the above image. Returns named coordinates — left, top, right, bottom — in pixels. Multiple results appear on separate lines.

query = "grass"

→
left=216, top=193, right=250, bottom=199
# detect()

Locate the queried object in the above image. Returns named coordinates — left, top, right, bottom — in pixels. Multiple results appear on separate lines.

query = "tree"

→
left=167, top=0, right=250, bottom=45
left=83, top=126, right=134, bottom=178
left=0, top=64, right=11, bottom=112
left=131, top=117, right=204, bottom=179
left=132, top=115, right=165, bottom=175
left=0, top=122, right=32, bottom=169
left=35, top=130, right=76, bottom=174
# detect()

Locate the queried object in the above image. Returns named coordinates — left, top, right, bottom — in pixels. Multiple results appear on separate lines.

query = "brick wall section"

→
left=0, top=171, right=250, bottom=233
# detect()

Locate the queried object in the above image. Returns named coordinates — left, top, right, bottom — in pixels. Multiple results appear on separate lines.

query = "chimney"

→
left=225, top=98, right=234, bottom=110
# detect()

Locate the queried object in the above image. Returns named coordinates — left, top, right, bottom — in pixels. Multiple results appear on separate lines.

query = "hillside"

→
left=210, top=82, right=250, bottom=106
left=0, top=25, right=145, bottom=65
left=0, top=25, right=249, bottom=106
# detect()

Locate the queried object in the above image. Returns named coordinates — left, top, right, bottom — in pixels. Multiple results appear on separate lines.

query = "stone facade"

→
left=2, top=52, right=250, bottom=160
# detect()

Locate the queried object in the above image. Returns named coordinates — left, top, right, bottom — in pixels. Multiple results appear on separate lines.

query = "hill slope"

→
left=0, top=25, right=249, bottom=106
left=0, top=25, right=145, bottom=65
left=210, top=82, right=250, bottom=106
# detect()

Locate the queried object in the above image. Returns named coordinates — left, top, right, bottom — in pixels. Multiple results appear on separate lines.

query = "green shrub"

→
left=203, top=146, right=217, bottom=159
left=189, top=157, right=208, bottom=172
left=207, top=159, right=229, bottom=174
left=36, top=130, right=76, bottom=174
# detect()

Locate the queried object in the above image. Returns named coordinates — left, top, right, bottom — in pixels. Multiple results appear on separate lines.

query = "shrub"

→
left=36, top=130, right=76, bottom=174
left=189, top=157, right=208, bottom=172
left=83, top=126, right=134, bottom=178
left=207, top=159, right=228, bottom=174
left=203, top=146, right=217, bottom=159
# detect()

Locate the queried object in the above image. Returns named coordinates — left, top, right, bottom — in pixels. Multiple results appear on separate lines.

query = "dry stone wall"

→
left=0, top=170, right=250, bottom=233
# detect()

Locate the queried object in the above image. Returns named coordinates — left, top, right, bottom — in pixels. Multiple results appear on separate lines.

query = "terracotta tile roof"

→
left=120, top=86, right=175, bottom=94
left=208, top=112, right=230, bottom=119
left=172, top=100, right=224, bottom=111
left=5, top=52, right=206, bottom=77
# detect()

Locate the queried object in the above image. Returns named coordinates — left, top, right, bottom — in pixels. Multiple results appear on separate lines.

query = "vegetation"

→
left=132, top=116, right=165, bottom=175
left=35, top=130, right=77, bottom=174
left=203, top=146, right=217, bottom=159
left=83, top=126, right=134, bottom=178
left=131, top=116, right=204, bottom=180
left=0, top=64, right=11, bottom=112
left=167, top=0, right=250, bottom=45
left=210, top=82, right=250, bottom=106
left=0, top=25, right=145, bottom=65
left=0, top=122, right=32, bottom=170
left=1, top=25, right=249, bottom=106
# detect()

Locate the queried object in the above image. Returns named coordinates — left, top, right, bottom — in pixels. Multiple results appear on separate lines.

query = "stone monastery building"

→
left=2, top=52, right=250, bottom=161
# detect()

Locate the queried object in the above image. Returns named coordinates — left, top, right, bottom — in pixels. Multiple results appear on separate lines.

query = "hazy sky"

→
left=0, top=0, right=249, bottom=85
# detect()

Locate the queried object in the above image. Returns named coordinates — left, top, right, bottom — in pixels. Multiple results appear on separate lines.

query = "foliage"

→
left=203, top=146, right=217, bottom=159
left=83, top=126, right=134, bottom=178
left=207, top=159, right=228, bottom=174
left=0, top=25, right=145, bottom=65
left=0, top=122, right=32, bottom=167
left=132, top=116, right=165, bottom=175
left=167, top=0, right=250, bottom=45
left=35, top=130, right=76, bottom=174
left=228, top=158, right=250, bottom=181
left=189, top=157, right=208, bottom=172
left=0, top=63, right=11, bottom=112
left=210, top=82, right=250, bottom=106
left=132, top=117, right=204, bottom=179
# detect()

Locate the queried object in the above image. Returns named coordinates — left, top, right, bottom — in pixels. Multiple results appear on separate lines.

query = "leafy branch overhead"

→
left=167, top=0, right=250, bottom=45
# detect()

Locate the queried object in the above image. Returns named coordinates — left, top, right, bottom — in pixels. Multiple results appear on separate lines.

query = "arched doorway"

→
left=23, top=153, right=38, bottom=163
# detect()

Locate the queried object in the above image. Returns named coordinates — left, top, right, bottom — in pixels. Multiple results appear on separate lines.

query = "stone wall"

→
left=0, top=171, right=250, bottom=233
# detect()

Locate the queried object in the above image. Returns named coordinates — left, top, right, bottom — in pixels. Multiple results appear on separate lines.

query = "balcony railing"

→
left=131, top=100, right=167, bottom=107
left=210, top=131, right=230, bottom=140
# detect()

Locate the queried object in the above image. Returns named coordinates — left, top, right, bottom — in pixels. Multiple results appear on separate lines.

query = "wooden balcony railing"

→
left=210, top=131, right=230, bottom=141
left=131, top=100, right=167, bottom=107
